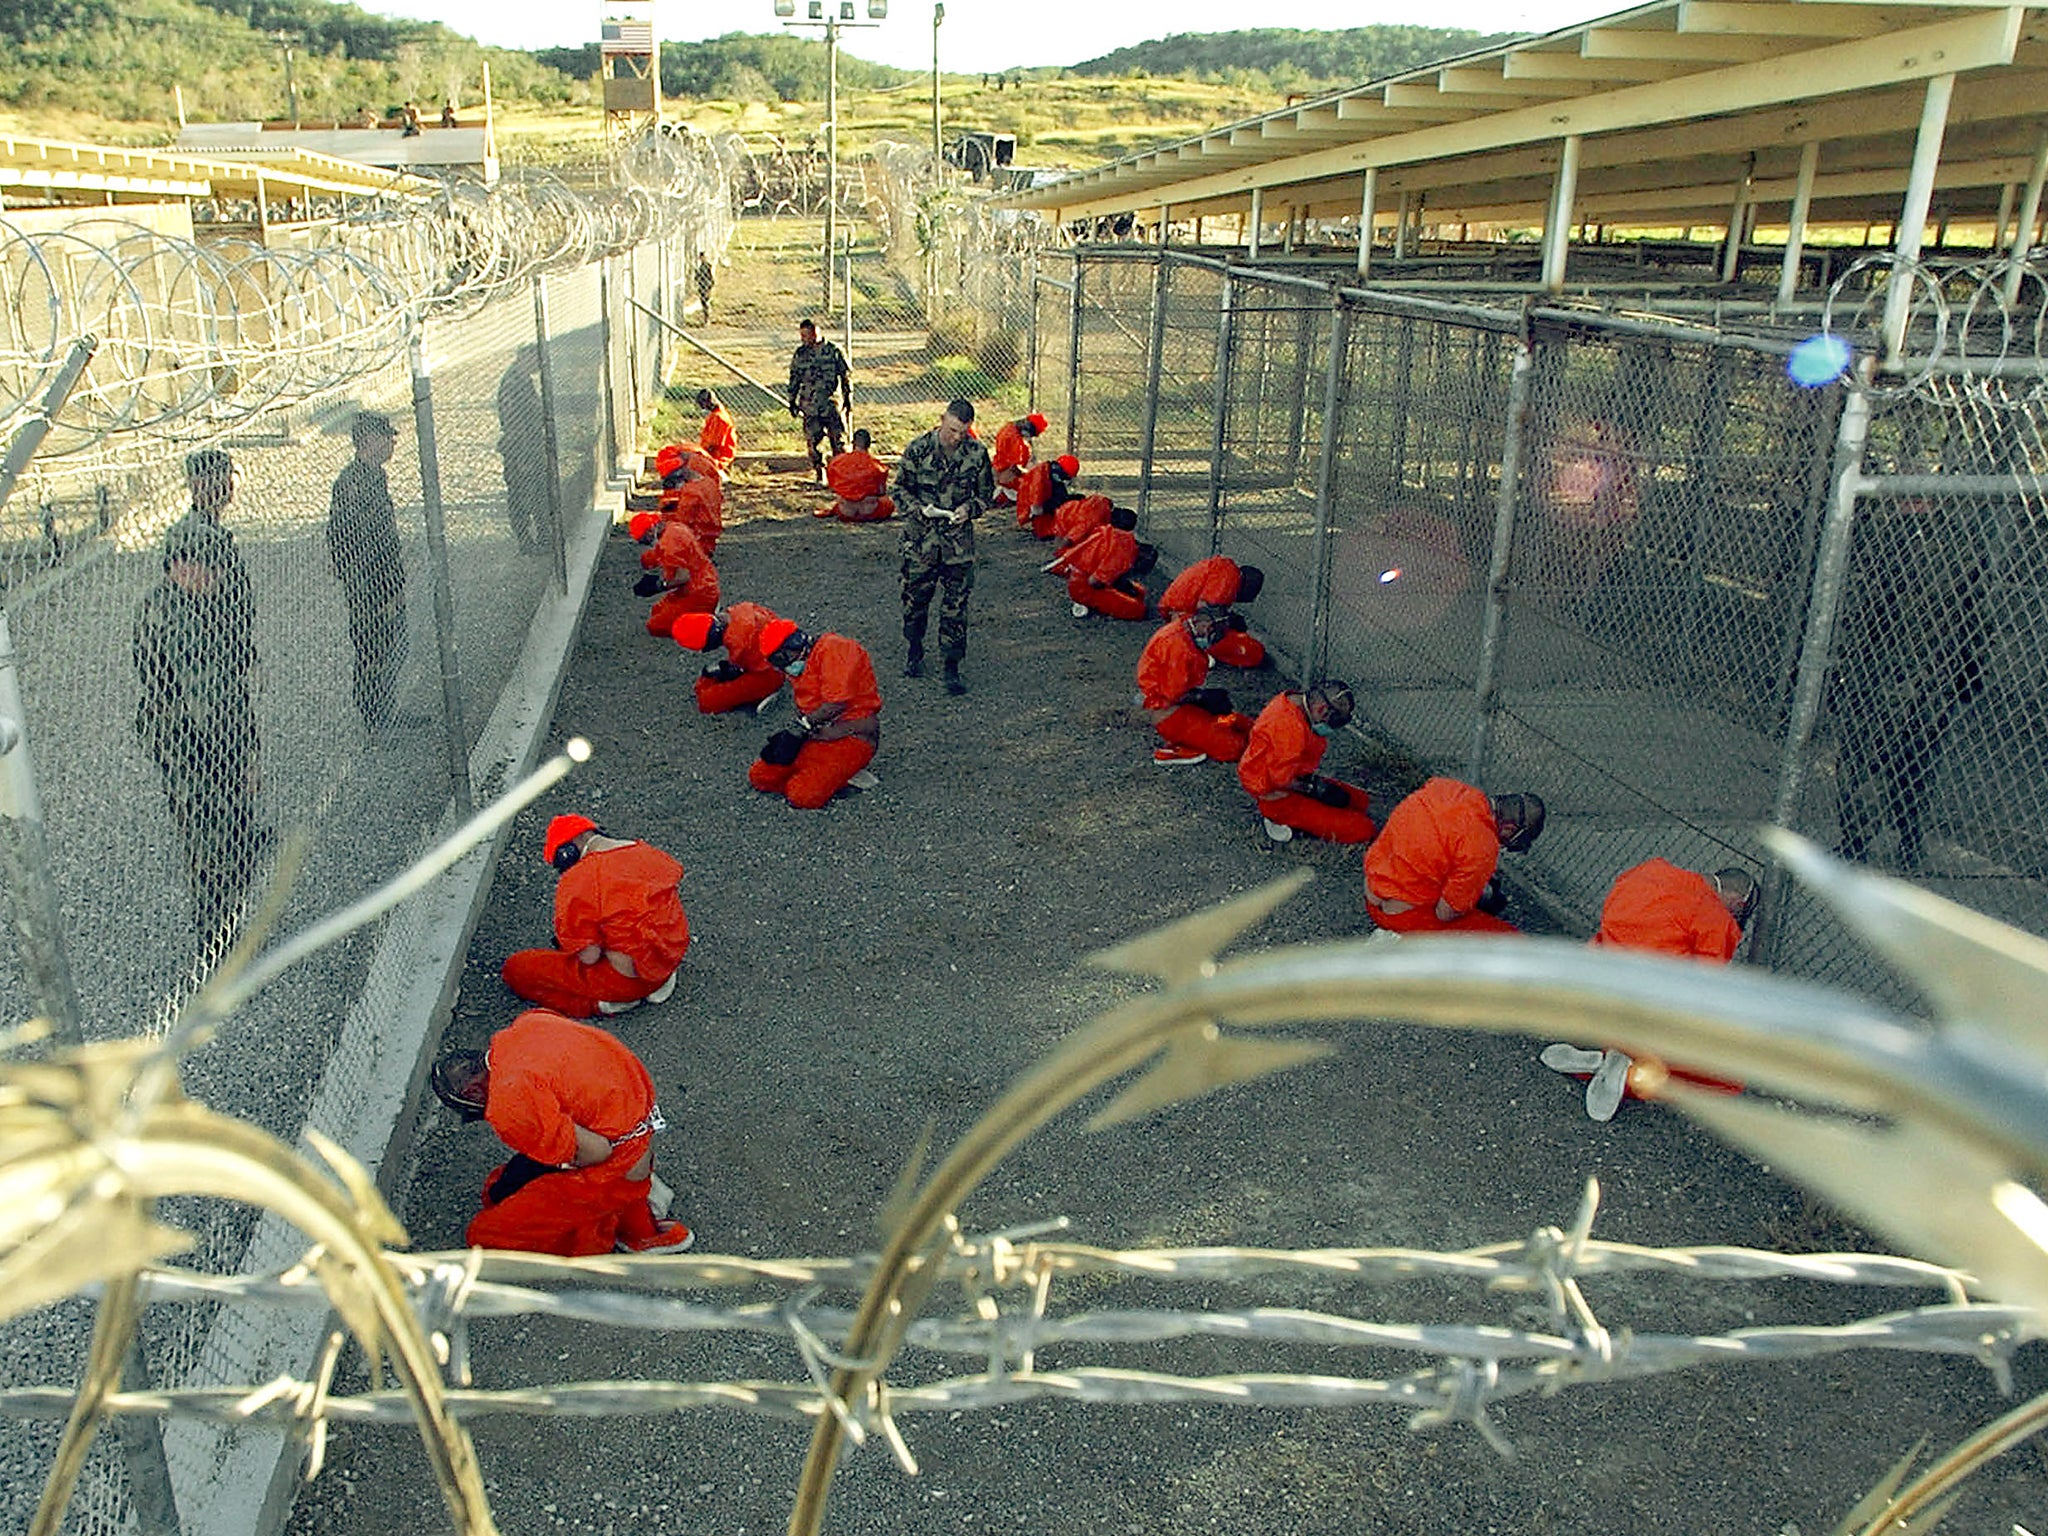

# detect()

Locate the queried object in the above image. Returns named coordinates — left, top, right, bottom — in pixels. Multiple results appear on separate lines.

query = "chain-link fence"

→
left=997, top=243, right=2048, bottom=1008
left=0, top=214, right=687, bottom=1534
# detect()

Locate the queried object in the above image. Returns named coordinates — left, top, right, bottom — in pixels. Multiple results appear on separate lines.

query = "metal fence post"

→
left=532, top=274, right=570, bottom=596
left=1066, top=252, right=1085, bottom=458
left=0, top=336, right=182, bottom=1536
left=1283, top=303, right=1313, bottom=486
left=1026, top=249, right=1041, bottom=407
left=1750, top=369, right=1873, bottom=966
left=1299, top=298, right=1351, bottom=684
left=598, top=257, right=619, bottom=481
left=0, top=338, right=90, bottom=1044
left=407, top=328, right=476, bottom=814
left=623, top=251, right=644, bottom=447
left=1465, top=333, right=1536, bottom=782
left=1204, top=268, right=1236, bottom=557
left=1135, top=250, right=1172, bottom=527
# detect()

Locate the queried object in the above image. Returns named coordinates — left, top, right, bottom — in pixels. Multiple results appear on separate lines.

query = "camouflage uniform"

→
left=788, top=338, right=851, bottom=472
left=893, top=426, right=995, bottom=663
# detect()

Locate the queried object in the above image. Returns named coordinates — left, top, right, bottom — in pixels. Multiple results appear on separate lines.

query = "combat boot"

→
left=943, top=659, right=966, bottom=696
left=903, top=646, right=924, bottom=678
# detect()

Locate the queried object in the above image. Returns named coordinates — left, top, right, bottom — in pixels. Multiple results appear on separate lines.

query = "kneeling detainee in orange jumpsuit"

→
left=633, top=463, right=723, bottom=556
left=502, top=815, right=690, bottom=1018
left=1541, top=859, right=1757, bottom=1120
left=1237, top=681, right=1376, bottom=844
left=1050, top=491, right=1114, bottom=550
left=990, top=412, right=1046, bottom=505
left=432, top=1010, right=695, bottom=1256
left=635, top=520, right=719, bottom=636
left=673, top=603, right=786, bottom=714
left=1160, top=556, right=1268, bottom=669
left=747, top=620, right=881, bottom=808
left=818, top=428, right=896, bottom=521
left=1052, top=507, right=1158, bottom=621
left=1364, top=778, right=1545, bottom=935
left=695, top=389, right=737, bottom=479
left=1136, top=609, right=1253, bottom=765
left=1016, top=453, right=1078, bottom=537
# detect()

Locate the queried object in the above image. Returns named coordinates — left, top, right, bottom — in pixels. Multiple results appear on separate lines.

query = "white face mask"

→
left=1311, top=720, right=1335, bottom=738
left=783, top=657, right=807, bottom=677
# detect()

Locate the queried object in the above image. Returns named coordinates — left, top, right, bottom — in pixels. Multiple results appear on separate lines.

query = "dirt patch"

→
left=283, top=230, right=2045, bottom=1536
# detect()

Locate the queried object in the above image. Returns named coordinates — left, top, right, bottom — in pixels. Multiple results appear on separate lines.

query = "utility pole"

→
left=276, top=31, right=299, bottom=125
left=777, top=0, right=889, bottom=312
left=825, top=12, right=838, bottom=311
left=931, top=3, right=944, bottom=161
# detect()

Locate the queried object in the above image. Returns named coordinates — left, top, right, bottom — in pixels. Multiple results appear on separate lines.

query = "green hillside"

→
left=0, top=0, right=577, bottom=142
left=536, top=32, right=914, bottom=104
left=1071, top=26, right=1522, bottom=92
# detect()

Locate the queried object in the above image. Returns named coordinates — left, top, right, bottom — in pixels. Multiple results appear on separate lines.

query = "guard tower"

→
left=601, top=2, right=661, bottom=144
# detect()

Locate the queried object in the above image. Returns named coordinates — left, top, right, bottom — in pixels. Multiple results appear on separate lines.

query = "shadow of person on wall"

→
left=496, top=345, right=552, bottom=555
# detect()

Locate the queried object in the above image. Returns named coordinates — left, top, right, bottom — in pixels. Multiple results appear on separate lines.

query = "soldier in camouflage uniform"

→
left=134, top=519, right=263, bottom=950
left=893, top=398, right=995, bottom=696
left=787, top=318, right=852, bottom=482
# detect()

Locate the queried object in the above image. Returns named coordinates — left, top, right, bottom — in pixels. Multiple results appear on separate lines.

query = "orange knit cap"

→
left=543, top=814, right=597, bottom=865
left=757, top=618, right=800, bottom=656
left=1056, top=454, right=1079, bottom=477
left=654, top=445, right=684, bottom=472
left=628, top=511, right=660, bottom=540
left=1026, top=412, right=1048, bottom=434
left=671, top=612, right=718, bottom=649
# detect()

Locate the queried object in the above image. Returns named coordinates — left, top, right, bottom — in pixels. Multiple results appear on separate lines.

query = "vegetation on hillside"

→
left=1072, top=26, right=1521, bottom=93
left=0, top=1, right=1491, bottom=167
left=537, top=32, right=913, bottom=105
left=0, top=0, right=579, bottom=139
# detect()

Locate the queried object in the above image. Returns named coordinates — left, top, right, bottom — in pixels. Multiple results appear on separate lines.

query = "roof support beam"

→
left=1580, top=27, right=1779, bottom=62
left=1358, top=167, right=1378, bottom=278
left=1779, top=139, right=1820, bottom=306
left=1677, top=2, right=1891, bottom=38
left=2002, top=124, right=2048, bottom=304
left=1883, top=71, right=1955, bottom=360
left=1027, top=8, right=2021, bottom=220
left=1542, top=133, right=1582, bottom=292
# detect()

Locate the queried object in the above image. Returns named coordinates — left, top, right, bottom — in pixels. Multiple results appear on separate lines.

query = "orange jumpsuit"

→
left=694, top=600, right=786, bottom=714
left=697, top=408, right=737, bottom=477
left=1589, top=858, right=1744, bottom=1099
left=1051, top=493, right=1113, bottom=549
left=823, top=450, right=895, bottom=521
left=645, top=522, right=720, bottom=636
left=1135, top=618, right=1251, bottom=762
left=1364, top=777, right=1517, bottom=934
left=1237, top=692, right=1375, bottom=843
left=1059, top=527, right=1149, bottom=621
left=1160, top=556, right=1266, bottom=668
left=991, top=420, right=1033, bottom=500
left=502, top=841, right=690, bottom=1016
left=465, top=1010, right=670, bottom=1256
left=1015, top=461, right=1072, bottom=536
left=748, top=633, right=881, bottom=808
left=649, top=474, right=723, bottom=556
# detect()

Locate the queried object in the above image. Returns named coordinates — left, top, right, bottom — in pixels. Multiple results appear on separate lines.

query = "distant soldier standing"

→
left=327, top=412, right=409, bottom=736
left=694, top=252, right=715, bottom=322
left=894, top=397, right=994, bottom=696
left=788, top=318, right=852, bottom=483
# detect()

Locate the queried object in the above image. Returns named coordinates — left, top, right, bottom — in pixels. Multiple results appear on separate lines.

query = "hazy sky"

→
left=385, top=0, right=1613, bottom=74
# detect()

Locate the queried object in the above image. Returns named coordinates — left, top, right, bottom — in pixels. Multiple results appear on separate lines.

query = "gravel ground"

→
left=279, top=465, right=2048, bottom=1536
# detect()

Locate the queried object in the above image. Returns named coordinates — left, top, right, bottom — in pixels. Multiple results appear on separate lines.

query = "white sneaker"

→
left=847, top=768, right=880, bottom=790
left=596, top=995, right=642, bottom=1017
left=647, top=1173, right=674, bottom=1219
left=1070, top=601, right=1089, bottom=619
left=1540, top=1043, right=1605, bottom=1075
left=1261, top=817, right=1294, bottom=843
left=647, top=970, right=678, bottom=1004
left=1586, top=1050, right=1632, bottom=1122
